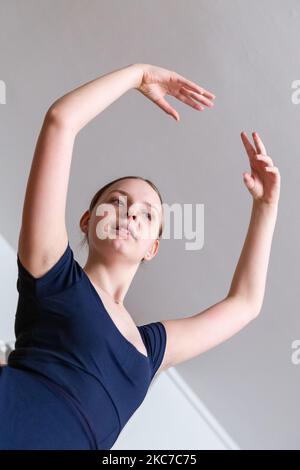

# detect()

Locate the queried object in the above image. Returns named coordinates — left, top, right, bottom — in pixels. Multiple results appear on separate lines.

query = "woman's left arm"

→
left=227, top=131, right=280, bottom=312
left=227, top=198, right=278, bottom=312
left=157, top=131, right=281, bottom=373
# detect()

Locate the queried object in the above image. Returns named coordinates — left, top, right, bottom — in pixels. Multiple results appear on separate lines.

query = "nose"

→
left=127, top=213, right=136, bottom=221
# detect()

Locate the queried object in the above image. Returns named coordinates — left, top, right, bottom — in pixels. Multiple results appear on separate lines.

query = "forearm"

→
left=227, top=200, right=278, bottom=314
left=46, top=63, right=143, bottom=134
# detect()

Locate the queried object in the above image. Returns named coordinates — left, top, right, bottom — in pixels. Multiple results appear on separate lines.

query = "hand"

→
left=134, top=63, right=215, bottom=121
left=241, top=131, right=281, bottom=206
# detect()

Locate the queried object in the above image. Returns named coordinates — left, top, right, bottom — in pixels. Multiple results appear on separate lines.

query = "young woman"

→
left=0, top=63, right=280, bottom=450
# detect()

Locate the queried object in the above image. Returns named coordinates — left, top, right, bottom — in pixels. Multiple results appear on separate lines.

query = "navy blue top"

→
left=7, top=242, right=167, bottom=449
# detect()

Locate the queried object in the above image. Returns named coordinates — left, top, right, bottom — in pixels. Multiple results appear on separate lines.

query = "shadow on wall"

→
left=0, top=340, right=15, bottom=365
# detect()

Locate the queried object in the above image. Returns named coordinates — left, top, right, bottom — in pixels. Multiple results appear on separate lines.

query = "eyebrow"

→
left=106, top=189, right=160, bottom=213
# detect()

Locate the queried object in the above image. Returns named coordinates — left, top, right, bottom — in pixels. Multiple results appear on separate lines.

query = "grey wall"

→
left=0, top=0, right=299, bottom=449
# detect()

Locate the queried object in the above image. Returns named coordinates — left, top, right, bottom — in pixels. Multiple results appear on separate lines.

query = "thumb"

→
left=243, top=172, right=255, bottom=193
left=155, top=96, right=180, bottom=121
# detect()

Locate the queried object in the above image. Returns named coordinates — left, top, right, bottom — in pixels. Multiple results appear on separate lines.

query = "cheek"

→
left=94, top=203, right=119, bottom=226
left=93, top=213, right=117, bottom=239
left=139, top=222, right=158, bottom=241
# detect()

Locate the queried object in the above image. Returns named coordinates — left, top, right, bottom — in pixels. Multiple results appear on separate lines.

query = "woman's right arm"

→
left=18, top=63, right=144, bottom=277
left=47, top=63, right=144, bottom=133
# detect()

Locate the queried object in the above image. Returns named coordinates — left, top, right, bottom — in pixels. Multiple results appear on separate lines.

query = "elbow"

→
left=248, top=301, right=263, bottom=320
left=45, top=103, right=75, bottom=132
left=251, top=308, right=261, bottom=320
left=45, top=102, right=63, bottom=122
left=226, top=294, right=262, bottom=321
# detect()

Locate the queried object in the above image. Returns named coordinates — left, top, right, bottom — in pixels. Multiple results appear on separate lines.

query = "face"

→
left=80, top=179, right=163, bottom=264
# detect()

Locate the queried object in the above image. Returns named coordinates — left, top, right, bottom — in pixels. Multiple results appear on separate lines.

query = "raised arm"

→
left=158, top=132, right=280, bottom=373
left=18, top=63, right=215, bottom=277
left=17, top=64, right=144, bottom=277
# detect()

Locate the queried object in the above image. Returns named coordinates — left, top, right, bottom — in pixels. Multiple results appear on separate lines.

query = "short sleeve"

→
left=138, top=321, right=167, bottom=381
left=16, top=241, right=82, bottom=298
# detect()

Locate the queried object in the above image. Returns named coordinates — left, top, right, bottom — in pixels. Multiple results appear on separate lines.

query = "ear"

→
left=144, top=239, right=160, bottom=262
left=79, top=210, right=91, bottom=235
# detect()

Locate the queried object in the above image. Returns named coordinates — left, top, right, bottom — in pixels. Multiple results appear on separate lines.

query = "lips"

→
left=114, top=225, right=134, bottom=238
left=115, top=227, right=129, bottom=235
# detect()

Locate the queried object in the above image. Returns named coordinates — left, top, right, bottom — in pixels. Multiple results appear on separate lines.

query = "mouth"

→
left=113, top=226, right=135, bottom=239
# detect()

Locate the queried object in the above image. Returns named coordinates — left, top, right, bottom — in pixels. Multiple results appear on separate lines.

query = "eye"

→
left=110, top=197, right=123, bottom=206
left=143, top=211, right=152, bottom=221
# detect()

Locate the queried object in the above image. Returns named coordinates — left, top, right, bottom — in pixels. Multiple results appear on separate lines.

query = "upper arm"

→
left=18, top=107, right=76, bottom=277
left=157, top=296, right=259, bottom=371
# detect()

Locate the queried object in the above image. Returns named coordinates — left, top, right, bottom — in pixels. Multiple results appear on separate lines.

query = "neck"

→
left=83, top=250, right=139, bottom=305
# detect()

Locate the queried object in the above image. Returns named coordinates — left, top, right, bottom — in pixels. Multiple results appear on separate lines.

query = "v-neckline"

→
left=82, top=270, right=149, bottom=360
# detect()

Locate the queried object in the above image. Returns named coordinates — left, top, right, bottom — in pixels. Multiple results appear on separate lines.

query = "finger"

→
left=175, top=73, right=216, bottom=99
left=243, top=172, right=255, bottom=191
left=255, top=154, right=274, bottom=166
left=176, top=90, right=205, bottom=110
left=180, top=87, right=214, bottom=107
left=252, top=132, right=267, bottom=155
left=241, top=131, right=256, bottom=160
left=265, top=166, right=280, bottom=176
left=155, top=96, right=180, bottom=121
left=196, top=87, right=216, bottom=100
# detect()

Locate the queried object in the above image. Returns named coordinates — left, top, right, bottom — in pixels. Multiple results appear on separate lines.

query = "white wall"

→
left=0, top=233, right=17, bottom=343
